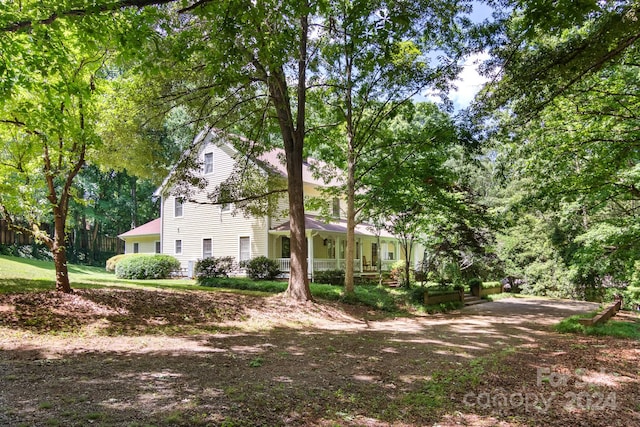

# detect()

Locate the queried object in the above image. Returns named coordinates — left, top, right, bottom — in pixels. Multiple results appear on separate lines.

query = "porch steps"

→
left=464, top=293, right=487, bottom=306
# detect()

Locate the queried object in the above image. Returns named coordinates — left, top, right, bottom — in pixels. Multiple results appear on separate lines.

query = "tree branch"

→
left=1, top=0, right=180, bottom=32
left=185, top=188, right=288, bottom=206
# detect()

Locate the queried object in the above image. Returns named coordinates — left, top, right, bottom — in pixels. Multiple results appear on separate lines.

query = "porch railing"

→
left=275, top=258, right=362, bottom=273
left=380, top=259, right=396, bottom=271
left=276, top=258, right=291, bottom=273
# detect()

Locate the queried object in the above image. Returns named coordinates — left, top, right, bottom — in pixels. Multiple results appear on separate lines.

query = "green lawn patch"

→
left=0, top=255, right=197, bottom=294
left=555, top=311, right=640, bottom=340
left=1, top=255, right=459, bottom=314
left=201, top=276, right=401, bottom=312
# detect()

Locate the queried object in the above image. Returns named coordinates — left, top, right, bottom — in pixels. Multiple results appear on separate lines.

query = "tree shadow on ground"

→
left=1, top=321, right=638, bottom=427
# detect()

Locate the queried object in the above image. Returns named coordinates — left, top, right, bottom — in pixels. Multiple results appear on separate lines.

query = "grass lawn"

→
left=0, top=255, right=410, bottom=312
left=0, top=255, right=197, bottom=293
left=555, top=310, right=640, bottom=340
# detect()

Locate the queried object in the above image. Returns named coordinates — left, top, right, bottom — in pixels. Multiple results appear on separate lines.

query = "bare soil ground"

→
left=0, top=289, right=638, bottom=426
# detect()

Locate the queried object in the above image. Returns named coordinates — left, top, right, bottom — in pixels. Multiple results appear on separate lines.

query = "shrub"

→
left=115, top=254, right=180, bottom=279
left=106, top=254, right=137, bottom=272
left=468, top=277, right=482, bottom=296
left=314, top=269, right=345, bottom=286
left=389, top=260, right=411, bottom=286
left=468, top=277, right=482, bottom=287
left=241, top=256, right=281, bottom=281
left=195, top=256, right=235, bottom=281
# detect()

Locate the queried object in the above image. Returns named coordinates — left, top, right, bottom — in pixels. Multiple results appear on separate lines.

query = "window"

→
left=203, top=238, right=212, bottom=259
left=371, top=242, right=378, bottom=265
left=221, top=203, right=231, bottom=213
left=204, top=152, right=214, bottom=174
left=155, top=241, right=161, bottom=254
left=174, top=198, right=184, bottom=218
left=281, top=236, right=290, bottom=258
left=327, top=238, right=335, bottom=258
left=239, top=237, right=250, bottom=262
left=332, top=197, right=340, bottom=217
left=175, top=239, right=182, bottom=254
left=133, top=242, right=139, bottom=254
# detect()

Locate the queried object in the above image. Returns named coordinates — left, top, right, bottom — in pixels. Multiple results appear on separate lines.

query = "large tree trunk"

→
left=343, top=47, right=356, bottom=296
left=52, top=206, right=72, bottom=293
left=284, top=142, right=311, bottom=301
left=401, top=237, right=412, bottom=288
left=266, top=13, right=312, bottom=302
left=344, top=145, right=356, bottom=296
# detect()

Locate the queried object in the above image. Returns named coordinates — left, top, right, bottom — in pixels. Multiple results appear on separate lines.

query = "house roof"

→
left=118, top=218, right=161, bottom=239
left=257, top=148, right=342, bottom=188
left=154, top=129, right=343, bottom=197
left=271, top=215, right=396, bottom=239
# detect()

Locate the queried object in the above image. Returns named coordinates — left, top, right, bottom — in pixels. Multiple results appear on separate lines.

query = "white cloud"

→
left=450, top=51, right=490, bottom=110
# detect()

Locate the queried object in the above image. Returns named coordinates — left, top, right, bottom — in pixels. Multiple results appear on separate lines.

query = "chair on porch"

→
left=362, top=256, right=371, bottom=271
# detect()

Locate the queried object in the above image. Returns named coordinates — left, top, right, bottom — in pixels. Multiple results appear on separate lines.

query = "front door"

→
left=371, top=242, right=378, bottom=267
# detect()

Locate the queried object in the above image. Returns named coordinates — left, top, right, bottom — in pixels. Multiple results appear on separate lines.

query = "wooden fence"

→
left=0, top=219, right=124, bottom=264
left=0, top=219, right=40, bottom=246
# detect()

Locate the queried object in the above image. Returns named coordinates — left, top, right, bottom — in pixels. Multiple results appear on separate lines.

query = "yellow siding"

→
left=122, top=236, right=159, bottom=254
left=161, top=137, right=269, bottom=269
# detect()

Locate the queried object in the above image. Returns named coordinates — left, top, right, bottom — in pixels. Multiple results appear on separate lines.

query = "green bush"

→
left=115, top=254, right=180, bottom=279
left=390, top=260, right=411, bottom=286
left=468, top=277, right=482, bottom=287
left=241, top=256, right=281, bottom=281
left=469, top=277, right=482, bottom=296
left=482, top=281, right=502, bottom=289
left=195, top=256, right=235, bottom=281
left=313, top=269, right=345, bottom=286
left=619, top=285, right=640, bottom=310
left=106, top=254, right=137, bottom=272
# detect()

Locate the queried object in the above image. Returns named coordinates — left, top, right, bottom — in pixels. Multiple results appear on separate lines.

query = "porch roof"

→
left=270, top=215, right=396, bottom=239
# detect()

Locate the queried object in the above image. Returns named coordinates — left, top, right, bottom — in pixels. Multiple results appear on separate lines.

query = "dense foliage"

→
left=241, top=256, right=281, bottom=281
left=313, top=269, right=345, bottom=286
left=106, top=254, right=137, bottom=273
left=194, top=256, right=236, bottom=280
left=471, top=0, right=640, bottom=302
left=115, top=255, right=180, bottom=280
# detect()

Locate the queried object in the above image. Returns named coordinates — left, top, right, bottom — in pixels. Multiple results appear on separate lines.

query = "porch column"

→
left=307, top=231, right=314, bottom=281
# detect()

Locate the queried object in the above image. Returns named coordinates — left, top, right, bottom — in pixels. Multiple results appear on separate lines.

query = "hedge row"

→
left=113, top=254, right=181, bottom=279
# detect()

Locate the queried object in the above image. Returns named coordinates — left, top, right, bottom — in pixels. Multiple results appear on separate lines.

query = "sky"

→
left=449, top=51, right=490, bottom=110
left=433, top=1, right=495, bottom=110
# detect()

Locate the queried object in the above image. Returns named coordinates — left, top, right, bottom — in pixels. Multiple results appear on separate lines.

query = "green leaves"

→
left=479, top=0, right=640, bottom=120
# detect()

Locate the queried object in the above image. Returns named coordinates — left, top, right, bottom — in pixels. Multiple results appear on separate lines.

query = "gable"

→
left=155, top=129, right=343, bottom=199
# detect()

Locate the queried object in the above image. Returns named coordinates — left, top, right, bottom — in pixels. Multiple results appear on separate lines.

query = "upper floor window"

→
left=204, top=152, right=214, bottom=174
left=174, top=198, right=184, bottom=218
left=332, top=197, right=340, bottom=218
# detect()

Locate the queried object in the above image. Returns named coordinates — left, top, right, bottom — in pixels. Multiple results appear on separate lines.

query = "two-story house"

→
left=119, top=129, right=420, bottom=278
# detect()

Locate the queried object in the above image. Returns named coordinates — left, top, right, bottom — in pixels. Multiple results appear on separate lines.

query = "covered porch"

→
left=269, top=215, right=406, bottom=280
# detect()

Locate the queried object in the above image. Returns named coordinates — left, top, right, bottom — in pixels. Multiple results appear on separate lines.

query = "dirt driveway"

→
left=0, top=290, right=637, bottom=426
